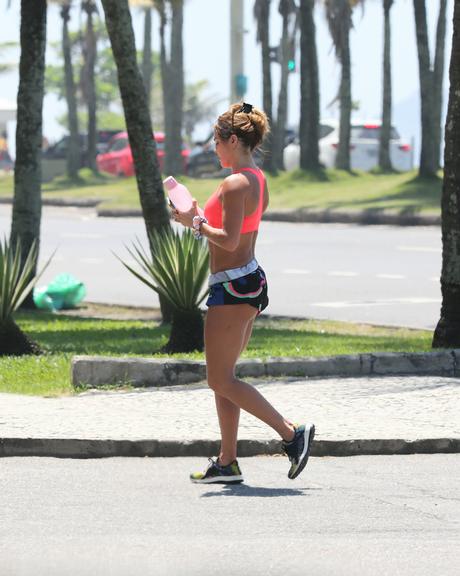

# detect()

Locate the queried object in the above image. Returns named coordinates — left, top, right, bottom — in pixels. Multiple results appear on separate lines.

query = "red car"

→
left=96, top=131, right=189, bottom=176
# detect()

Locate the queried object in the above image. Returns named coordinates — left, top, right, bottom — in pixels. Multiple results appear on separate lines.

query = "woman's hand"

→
left=172, top=199, right=199, bottom=228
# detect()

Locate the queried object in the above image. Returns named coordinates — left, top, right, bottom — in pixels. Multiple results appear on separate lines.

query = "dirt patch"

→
left=57, top=301, right=162, bottom=322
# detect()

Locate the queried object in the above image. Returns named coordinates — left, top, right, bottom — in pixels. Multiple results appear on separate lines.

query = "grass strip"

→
left=0, top=169, right=442, bottom=214
left=0, top=308, right=432, bottom=397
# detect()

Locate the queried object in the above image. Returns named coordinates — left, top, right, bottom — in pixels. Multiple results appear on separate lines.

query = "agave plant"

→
left=0, top=238, right=43, bottom=356
left=119, top=227, right=209, bottom=353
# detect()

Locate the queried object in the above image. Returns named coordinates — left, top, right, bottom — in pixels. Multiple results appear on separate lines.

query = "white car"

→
left=283, top=119, right=413, bottom=172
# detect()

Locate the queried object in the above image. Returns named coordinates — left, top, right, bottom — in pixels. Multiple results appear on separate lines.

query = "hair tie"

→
left=238, top=102, right=253, bottom=114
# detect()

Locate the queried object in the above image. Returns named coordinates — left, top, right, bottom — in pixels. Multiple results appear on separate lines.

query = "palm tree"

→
left=81, top=0, right=98, bottom=173
left=274, top=0, right=297, bottom=169
left=0, top=239, right=43, bottom=356
left=378, top=0, right=393, bottom=172
left=254, top=0, right=277, bottom=174
left=323, top=0, right=363, bottom=171
left=299, top=0, right=320, bottom=171
left=10, top=0, right=47, bottom=308
left=60, top=0, right=81, bottom=180
left=142, top=5, right=153, bottom=114
left=100, top=0, right=169, bottom=234
left=432, top=0, right=460, bottom=348
left=156, top=0, right=184, bottom=175
left=413, top=0, right=448, bottom=178
left=433, top=0, right=448, bottom=170
left=129, top=0, right=156, bottom=115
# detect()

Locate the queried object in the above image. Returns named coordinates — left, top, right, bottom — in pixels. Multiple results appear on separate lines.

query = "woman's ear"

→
left=230, top=134, right=238, bottom=147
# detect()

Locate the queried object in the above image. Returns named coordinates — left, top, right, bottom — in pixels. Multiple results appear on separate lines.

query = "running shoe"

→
left=282, top=423, right=315, bottom=480
left=190, top=458, right=244, bottom=484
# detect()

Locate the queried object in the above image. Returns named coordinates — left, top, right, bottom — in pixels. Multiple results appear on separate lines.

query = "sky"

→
left=0, top=0, right=454, bottom=160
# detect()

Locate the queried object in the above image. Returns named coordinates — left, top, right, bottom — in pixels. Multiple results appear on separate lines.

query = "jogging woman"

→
left=172, top=103, right=315, bottom=484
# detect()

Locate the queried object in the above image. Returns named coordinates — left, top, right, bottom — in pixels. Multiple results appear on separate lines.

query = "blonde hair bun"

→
left=215, top=103, right=270, bottom=150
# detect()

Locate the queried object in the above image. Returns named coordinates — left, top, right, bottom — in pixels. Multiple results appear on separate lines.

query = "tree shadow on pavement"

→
left=200, top=485, right=319, bottom=498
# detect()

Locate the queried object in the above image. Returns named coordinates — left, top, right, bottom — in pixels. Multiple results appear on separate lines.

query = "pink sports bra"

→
left=204, top=167, right=265, bottom=234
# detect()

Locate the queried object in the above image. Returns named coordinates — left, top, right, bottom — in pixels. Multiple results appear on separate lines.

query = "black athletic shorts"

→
left=206, top=266, right=269, bottom=315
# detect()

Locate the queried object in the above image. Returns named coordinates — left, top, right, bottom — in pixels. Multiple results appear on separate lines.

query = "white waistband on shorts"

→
left=208, top=258, right=259, bottom=286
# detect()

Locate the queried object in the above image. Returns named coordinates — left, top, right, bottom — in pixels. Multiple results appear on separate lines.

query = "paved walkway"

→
left=1, top=375, right=459, bottom=443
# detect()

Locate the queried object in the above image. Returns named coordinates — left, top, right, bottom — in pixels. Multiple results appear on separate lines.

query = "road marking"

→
left=397, top=245, right=440, bottom=253
left=311, top=297, right=441, bottom=308
left=283, top=269, right=311, bottom=275
left=376, top=274, right=405, bottom=279
left=60, top=233, right=105, bottom=239
left=328, top=271, right=359, bottom=277
left=79, top=257, right=104, bottom=264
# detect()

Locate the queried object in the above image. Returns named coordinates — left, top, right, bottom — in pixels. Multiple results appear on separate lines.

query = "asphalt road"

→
left=0, top=455, right=458, bottom=576
left=0, top=205, right=442, bottom=329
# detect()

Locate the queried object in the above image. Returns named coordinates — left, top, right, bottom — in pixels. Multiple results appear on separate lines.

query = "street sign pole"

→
left=230, top=0, right=246, bottom=103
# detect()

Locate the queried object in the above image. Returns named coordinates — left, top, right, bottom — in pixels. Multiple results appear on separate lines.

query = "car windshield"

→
left=108, top=138, right=128, bottom=152
left=351, top=126, right=400, bottom=140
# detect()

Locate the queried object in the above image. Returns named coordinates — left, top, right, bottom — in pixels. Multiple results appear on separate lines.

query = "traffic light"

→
left=269, top=45, right=282, bottom=64
left=269, top=44, right=296, bottom=72
left=235, top=74, right=248, bottom=98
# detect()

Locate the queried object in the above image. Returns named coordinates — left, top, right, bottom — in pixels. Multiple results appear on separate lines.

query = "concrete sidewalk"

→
left=1, top=374, right=459, bottom=458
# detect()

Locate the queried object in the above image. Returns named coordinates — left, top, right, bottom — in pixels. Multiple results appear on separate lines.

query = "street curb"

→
left=0, top=195, right=440, bottom=226
left=96, top=206, right=440, bottom=226
left=1, top=437, right=459, bottom=459
left=71, top=350, right=460, bottom=389
left=0, top=197, right=100, bottom=208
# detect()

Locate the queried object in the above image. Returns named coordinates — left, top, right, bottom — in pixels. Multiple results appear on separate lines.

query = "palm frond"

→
left=118, top=227, right=209, bottom=312
left=0, top=238, right=52, bottom=323
left=323, top=0, right=364, bottom=60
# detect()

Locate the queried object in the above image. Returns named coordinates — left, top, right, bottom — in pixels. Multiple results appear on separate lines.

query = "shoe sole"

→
left=190, top=475, right=244, bottom=484
left=288, top=424, right=315, bottom=480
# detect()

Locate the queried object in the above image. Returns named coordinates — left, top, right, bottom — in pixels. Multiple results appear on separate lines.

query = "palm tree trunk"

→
left=413, top=0, right=437, bottom=178
left=274, top=3, right=292, bottom=169
left=255, top=0, right=277, bottom=174
left=10, top=0, right=47, bottom=309
left=432, top=0, right=460, bottom=348
left=142, top=7, right=153, bottom=116
left=102, top=0, right=172, bottom=321
left=82, top=0, right=98, bottom=173
left=299, top=0, right=320, bottom=171
left=433, top=0, right=448, bottom=171
left=62, top=3, right=81, bottom=180
left=158, top=1, right=170, bottom=137
left=165, top=0, right=184, bottom=176
left=100, top=0, right=169, bottom=234
left=162, top=309, right=204, bottom=353
left=379, top=0, right=393, bottom=172
left=336, top=10, right=351, bottom=171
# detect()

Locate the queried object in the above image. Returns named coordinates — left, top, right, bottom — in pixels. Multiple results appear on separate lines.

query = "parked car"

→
left=187, top=139, right=222, bottom=177
left=96, top=131, right=190, bottom=177
left=43, top=130, right=121, bottom=164
left=283, top=120, right=413, bottom=172
left=187, top=132, right=271, bottom=178
left=41, top=130, right=122, bottom=182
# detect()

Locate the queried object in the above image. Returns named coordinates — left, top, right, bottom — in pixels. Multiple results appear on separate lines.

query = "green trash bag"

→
left=33, top=273, right=86, bottom=311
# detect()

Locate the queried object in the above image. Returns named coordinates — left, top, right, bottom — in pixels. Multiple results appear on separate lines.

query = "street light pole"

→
left=230, top=0, right=246, bottom=103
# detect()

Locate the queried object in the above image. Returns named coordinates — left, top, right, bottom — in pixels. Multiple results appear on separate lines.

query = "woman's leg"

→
left=205, top=305, right=295, bottom=452
left=213, top=317, right=255, bottom=465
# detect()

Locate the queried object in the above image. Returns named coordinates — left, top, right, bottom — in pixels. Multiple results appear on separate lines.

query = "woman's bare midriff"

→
left=209, top=231, right=257, bottom=273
